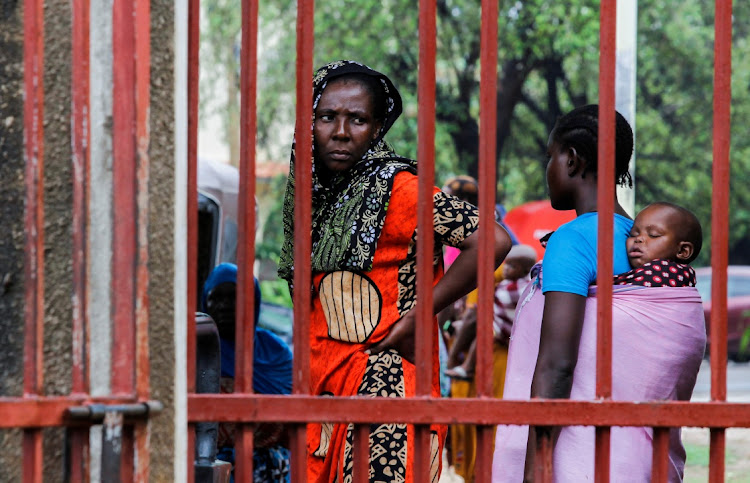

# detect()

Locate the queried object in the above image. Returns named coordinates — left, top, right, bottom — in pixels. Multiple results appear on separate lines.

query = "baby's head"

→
left=502, top=244, right=538, bottom=281
left=627, top=202, right=702, bottom=267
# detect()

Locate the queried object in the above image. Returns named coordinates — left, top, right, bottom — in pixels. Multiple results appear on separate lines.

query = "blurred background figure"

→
left=202, top=262, right=293, bottom=483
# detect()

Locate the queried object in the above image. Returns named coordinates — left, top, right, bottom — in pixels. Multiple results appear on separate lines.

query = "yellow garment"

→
left=464, top=266, right=504, bottom=308
left=449, top=343, right=508, bottom=482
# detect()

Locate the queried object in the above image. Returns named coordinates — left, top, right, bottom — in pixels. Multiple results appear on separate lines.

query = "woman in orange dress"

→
left=278, top=60, right=512, bottom=483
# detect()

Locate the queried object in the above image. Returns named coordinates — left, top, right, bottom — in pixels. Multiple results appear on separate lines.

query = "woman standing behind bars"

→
left=278, top=60, right=511, bottom=482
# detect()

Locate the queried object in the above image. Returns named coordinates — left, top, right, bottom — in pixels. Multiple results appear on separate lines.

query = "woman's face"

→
left=314, top=79, right=383, bottom=174
left=545, top=135, right=574, bottom=210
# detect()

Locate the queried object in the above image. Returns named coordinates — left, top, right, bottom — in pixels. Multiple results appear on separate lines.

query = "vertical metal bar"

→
left=71, top=0, right=91, bottom=400
left=235, top=0, right=259, bottom=480
left=710, top=0, right=731, bottom=401
left=475, top=3, right=499, bottom=479
left=186, top=0, right=200, bottom=476
left=111, top=0, right=137, bottom=398
left=353, top=424, right=370, bottom=482
left=533, top=432, right=553, bottom=482
left=133, top=0, right=152, bottom=476
left=709, top=428, right=726, bottom=483
left=651, top=427, right=669, bottom=482
left=475, top=0, right=499, bottom=400
left=291, top=1, right=314, bottom=481
left=416, top=0, right=437, bottom=480
left=23, top=0, right=45, bottom=475
left=71, top=0, right=92, bottom=477
left=102, top=411, right=124, bottom=483
left=709, top=2, right=732, bottom=480
left=595, top=1, right=617, bottom=481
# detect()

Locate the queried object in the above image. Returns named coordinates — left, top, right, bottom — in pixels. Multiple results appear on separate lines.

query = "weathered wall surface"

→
left=42, top=0, right=74, bottom=477
left=0, top=0, right=26, bottom=479
left=148, top=0, right=177, bottom=477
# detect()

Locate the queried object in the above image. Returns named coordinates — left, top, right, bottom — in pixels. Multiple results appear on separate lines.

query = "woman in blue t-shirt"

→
left=524, top=105, right=635, bottom=479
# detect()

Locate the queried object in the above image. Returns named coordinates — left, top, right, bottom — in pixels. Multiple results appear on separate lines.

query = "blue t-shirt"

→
left=542, top=213, right=634, bottom=296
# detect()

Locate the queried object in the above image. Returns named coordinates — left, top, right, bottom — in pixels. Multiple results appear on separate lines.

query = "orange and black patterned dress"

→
left=306, top=171, right=480, bottom=482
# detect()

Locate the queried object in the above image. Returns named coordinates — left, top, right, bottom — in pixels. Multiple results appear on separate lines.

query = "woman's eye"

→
left=318, top=114, right=333, bottom=122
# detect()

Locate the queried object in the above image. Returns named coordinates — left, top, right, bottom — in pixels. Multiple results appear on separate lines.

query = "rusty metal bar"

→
left=416, top=0, right=436, bottom=399
left=416, top=0, right=437, bottom=480
left=474, top=425, right=494, bottom=483
left=709, top=1, right=732, bottom=480
left=533, top=432, right=553, bottom=482
left=353, top=424, right=369, bottom=482
left=710, top=0, right=732, bottom=401
left=188, top=394, right=750, bottom=427
left=234, top=0, right=260, bottom=479
left=595, top=1, right=617, bottom=481
left=475, top=0, right=499, bottom=401
left=67, top=401, right=164, bottom=421
left=112, top=0, right=138, bottom=397
left=291, top=1, right=314, bottom=482
left=186, top=0, right=200, bottom=476
left=651, top=427, right=669, bottom=482
left=70, top=0, right=91, bottom=477
left=709, top=427, right=726, bottom=483
left=23, top=0, right=46, bottom=475
left=133, top=0, right=152, bottom=478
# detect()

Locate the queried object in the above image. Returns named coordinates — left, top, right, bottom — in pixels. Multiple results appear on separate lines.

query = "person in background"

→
left=277, top=60, right=512, bottom=483
left=202, top=262, right=293, bottom=483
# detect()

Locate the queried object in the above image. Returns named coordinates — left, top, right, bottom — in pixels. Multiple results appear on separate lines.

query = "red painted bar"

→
left=112, top=0, right=138, bottom=397
left=475, top=2, right=500, bottom=480
left=416, top=1, right=437, bottom=480
left=595, top=1, right=617, bottom=481
left=709, top=2, right=732, bottom=481
left=291, top=2, right=314, bottom=482
left=234, top=0, right=260, bottom=479
left=533, top=432, right=553, bottom=482
left=710, top=0, right=732, bottom=402
left=71, top=0, right=90, bottom=399
left=709, top=427, right=726, bottom=483
left=475, top=0, right=499, bottom=400
left=416, top=0, right=436, bottom=399
left=134, top=0, right=152, bottom=478
left=23, top=0, right=46, bottom=476
left=186, top=0, right=200, bottom=476
left=353, top=424, right=369, bottom=482
left=188, top=394, right=750, bottom=427
left=70, top=0, right=92, bottom=477
left=651, top=427, right=669, bottom=482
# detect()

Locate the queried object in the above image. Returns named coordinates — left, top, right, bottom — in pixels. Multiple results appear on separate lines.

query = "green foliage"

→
left=259, top=279, right=293, bottom=308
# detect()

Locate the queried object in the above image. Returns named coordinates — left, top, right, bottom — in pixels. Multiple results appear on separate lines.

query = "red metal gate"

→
left=0, top=0, right=160, bottom=479
left=187, top=1, right=750, bottom=482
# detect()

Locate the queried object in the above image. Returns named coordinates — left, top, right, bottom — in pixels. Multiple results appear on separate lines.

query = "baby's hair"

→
left=648, top=202, right=703, bottom=263
left=328, top=73, right=388, bottom=122
left=551, top=104, right=634, bottom=188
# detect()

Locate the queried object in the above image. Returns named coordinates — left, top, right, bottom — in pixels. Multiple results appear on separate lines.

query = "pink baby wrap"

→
left=492, top=275, right=706, bottom=482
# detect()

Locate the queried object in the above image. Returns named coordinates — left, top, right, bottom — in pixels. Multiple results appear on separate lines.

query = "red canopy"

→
left=503, top=200, right=577, bottom=260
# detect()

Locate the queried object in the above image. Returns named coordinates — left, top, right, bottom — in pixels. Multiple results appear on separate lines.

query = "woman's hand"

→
left=366, top=309, right=417, bottom=364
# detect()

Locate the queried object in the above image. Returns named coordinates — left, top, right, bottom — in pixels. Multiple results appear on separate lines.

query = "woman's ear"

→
left=372, top=120, right=384, bottom=141
left=676, top=241, right=695, bottom=262
left=567, top=147, right=581, bottom=176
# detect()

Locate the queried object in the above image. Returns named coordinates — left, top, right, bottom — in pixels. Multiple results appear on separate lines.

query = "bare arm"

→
left=368, top=221, right=512, bottom=362
left=523, top=291, right=587, bottom=482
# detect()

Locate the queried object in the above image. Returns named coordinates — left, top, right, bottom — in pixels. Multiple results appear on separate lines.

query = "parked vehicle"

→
left=694, top=266, right=750, bottom=362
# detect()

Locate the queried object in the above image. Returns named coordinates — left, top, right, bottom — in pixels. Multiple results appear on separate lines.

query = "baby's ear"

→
left=676, top=241, right=694, bottom=262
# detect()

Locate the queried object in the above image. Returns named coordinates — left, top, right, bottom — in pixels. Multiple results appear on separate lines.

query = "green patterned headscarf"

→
left=277, top=60, right=417, bottom=286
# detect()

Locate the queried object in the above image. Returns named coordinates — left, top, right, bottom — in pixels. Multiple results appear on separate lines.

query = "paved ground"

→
left=684, top=359, right=750, bottom=483
left=439, top=359, right=750, bottom=482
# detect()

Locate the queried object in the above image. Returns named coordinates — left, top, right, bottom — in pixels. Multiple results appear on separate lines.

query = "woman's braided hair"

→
left=551, top=104, right=634, bottom=188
